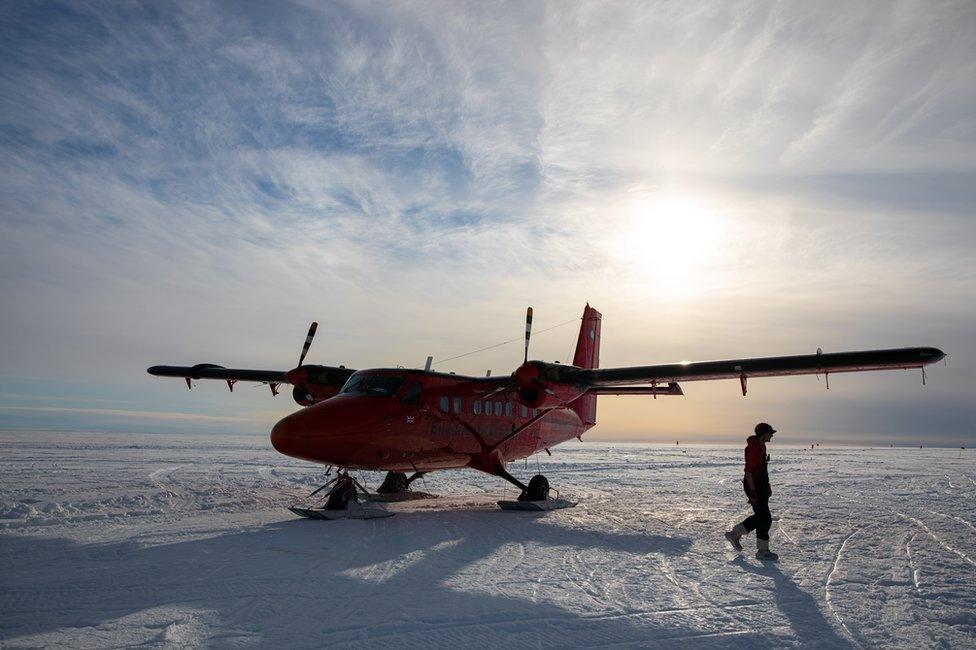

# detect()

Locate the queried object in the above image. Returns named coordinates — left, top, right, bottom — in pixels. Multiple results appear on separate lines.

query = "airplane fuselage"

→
left=270, top=368, right=594, bottom=472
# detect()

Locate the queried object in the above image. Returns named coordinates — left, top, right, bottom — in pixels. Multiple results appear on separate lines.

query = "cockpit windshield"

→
left=340, top=374, right=404, bottom=397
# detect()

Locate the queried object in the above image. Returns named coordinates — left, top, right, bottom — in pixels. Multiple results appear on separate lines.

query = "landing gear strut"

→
left=370, top=470, right=434, bottom=503
left=288, top=471, right=393, bottom=520
left=377, top=470, right=424, bottom=495
left=491, top=463, right=550, bottom=501
left=494, top=466, right=574, bottom=511
left=521, top=474, right=550, bottom=502
left=325, top=474, right=359, bottom=510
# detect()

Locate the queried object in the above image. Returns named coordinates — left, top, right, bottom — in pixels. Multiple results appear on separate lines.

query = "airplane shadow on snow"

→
left=1, top=510, right=843, bottom=648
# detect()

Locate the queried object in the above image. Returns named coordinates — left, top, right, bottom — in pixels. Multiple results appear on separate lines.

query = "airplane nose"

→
left=270, top=412, right=306, bottom=456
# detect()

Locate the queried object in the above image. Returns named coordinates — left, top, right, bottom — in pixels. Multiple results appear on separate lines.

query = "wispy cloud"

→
left=0, top=1, right=972, bottom=442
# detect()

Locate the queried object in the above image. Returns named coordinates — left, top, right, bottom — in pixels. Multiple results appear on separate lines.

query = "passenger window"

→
left=474, top=400, right=481, bottom=415
left=401, top=381, right=422, bottom=406
left=505, top=402, right=513, bottom=417
left=453, top=397, right=462, bottom=414
left=439, top=396, right=449, bottom=413
left=520, top=405, right=528, bottom=417
left=494, top=401, right=502, bottom=416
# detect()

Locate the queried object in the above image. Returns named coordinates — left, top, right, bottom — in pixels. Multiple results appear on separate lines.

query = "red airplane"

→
left=149, top=305, right=944, bottom=516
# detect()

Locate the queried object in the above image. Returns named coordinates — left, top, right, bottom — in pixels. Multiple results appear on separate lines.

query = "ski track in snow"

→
left=928, top=509, right=976, bottom=535
left=825, top=524, right=867, bottom=648
left=1, top=433, right=974, bottom=649
left=897, top=513, right=976, bottom=568
left=905, top=533, right=922, bottom=591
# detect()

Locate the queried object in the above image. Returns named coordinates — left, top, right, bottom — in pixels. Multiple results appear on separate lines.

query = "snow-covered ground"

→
left=1, top=432, right=973, bottom=649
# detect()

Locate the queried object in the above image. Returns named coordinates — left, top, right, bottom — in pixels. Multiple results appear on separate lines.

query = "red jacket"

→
left=744, top=435, right=766, bottom=473
left=743, top=435, right=771, bottom=498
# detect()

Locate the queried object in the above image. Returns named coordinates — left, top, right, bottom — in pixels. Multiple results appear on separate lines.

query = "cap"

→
left=755, top=422, right=776, bottom=436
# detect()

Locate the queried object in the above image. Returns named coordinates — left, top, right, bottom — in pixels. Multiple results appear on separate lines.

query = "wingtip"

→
left=920, top=347, right=946, bottom=364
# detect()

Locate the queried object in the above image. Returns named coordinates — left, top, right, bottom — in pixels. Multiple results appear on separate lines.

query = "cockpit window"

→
left=340, top=374, right=365, bottom=393
left=341, top=374, right=404, bottom=397
left=401, top=381, right=422, bottom=406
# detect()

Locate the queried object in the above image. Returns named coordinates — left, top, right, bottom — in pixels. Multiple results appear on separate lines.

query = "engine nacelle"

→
left=292, top=384, right=317, bottom=407
left=284, top=365, right=357, bottom=406
left=513, top=361, right=586, bottom=409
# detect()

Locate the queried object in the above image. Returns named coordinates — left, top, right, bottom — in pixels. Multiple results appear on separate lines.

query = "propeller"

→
left=479, top=306, right=534, bottom=399
left=298, top=322, right=318, bottom=366
left=290, top=322, right=319, bottom=405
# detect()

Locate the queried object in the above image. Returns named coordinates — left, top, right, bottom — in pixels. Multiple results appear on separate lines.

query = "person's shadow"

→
left=731, top=556, right=856, bottom=648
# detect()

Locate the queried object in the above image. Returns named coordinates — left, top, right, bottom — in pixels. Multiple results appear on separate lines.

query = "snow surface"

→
left=1, top=432, right=974, bottom=649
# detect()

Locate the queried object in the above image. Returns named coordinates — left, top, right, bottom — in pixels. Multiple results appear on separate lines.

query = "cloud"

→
left=0, top=1, right=973, bottom=442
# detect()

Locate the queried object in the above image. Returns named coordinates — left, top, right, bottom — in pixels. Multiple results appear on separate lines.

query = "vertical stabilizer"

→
left=571, top=304, right=601, bottom=425
left=573, top=304, right=602, bottom=370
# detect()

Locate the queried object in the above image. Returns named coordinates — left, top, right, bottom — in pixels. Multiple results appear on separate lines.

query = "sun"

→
left=608, top=192, right=723, bottom=298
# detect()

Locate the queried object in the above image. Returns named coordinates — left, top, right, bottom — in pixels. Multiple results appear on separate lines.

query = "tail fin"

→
left=573, top=304, right=602, bottom=369
left=571, top=304, right=601, bottom=426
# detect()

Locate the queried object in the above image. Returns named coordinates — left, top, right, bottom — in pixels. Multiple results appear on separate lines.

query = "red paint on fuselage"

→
left=270, top=368, right=593, bottom=472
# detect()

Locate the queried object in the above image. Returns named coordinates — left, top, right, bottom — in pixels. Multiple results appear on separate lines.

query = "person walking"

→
left=725, top=422, right=779, bottom=561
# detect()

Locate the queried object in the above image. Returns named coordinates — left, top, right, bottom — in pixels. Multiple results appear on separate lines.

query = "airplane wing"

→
left=146, top=362, right=357, bottom=403
left=145, top=322, right=356, bottom=404
left=147, top=364, right=286, bottom=384
left=569, top=347, right=945, bottom=389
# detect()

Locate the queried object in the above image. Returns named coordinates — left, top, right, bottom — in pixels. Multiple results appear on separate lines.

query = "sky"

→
left=1, top=0, right=974, bottom=446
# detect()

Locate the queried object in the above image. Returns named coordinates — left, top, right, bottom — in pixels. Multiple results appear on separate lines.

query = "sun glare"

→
left=608, top=192, right=723, bottom=298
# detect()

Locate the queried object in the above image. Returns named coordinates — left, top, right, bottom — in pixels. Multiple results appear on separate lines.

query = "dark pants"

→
left=742, top=497, right=772, bottom=541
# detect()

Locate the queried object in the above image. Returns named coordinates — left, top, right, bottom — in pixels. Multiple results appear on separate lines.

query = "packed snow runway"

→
left=1, top=433, right=973, bottom=648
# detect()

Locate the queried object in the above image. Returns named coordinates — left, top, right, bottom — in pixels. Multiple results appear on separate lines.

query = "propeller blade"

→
left=298, top=322, right=318, bottom=366
left=524, top=307, right=533, bottom=364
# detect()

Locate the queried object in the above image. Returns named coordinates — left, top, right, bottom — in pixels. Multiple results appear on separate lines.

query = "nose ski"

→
left=289, top=505, right=394, bottom=520
left=288, top=472, right=393, bottom=520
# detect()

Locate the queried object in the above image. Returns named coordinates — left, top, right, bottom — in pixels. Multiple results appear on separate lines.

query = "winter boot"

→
left=756, top=538, right=779, bottom=561
left=724, top=524, right=747, bottom=551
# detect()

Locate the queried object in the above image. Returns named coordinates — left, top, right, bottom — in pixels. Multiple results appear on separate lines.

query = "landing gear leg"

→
left=378, top=471, right=409, bottom=494
left=377, top=470, right=427, bottom=494
left=325, top=474, right=359, bottom=510
left=522, top=474, right=550, bottom=502
left=494, top=464, right=529, bottom=494
left=494, top=464, right=575, bottom=512
left=373, top=470, right=433, bottom=502
left=288, top=471, right=394, bottom=519
left=405, top=471, right=424, bottom=487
